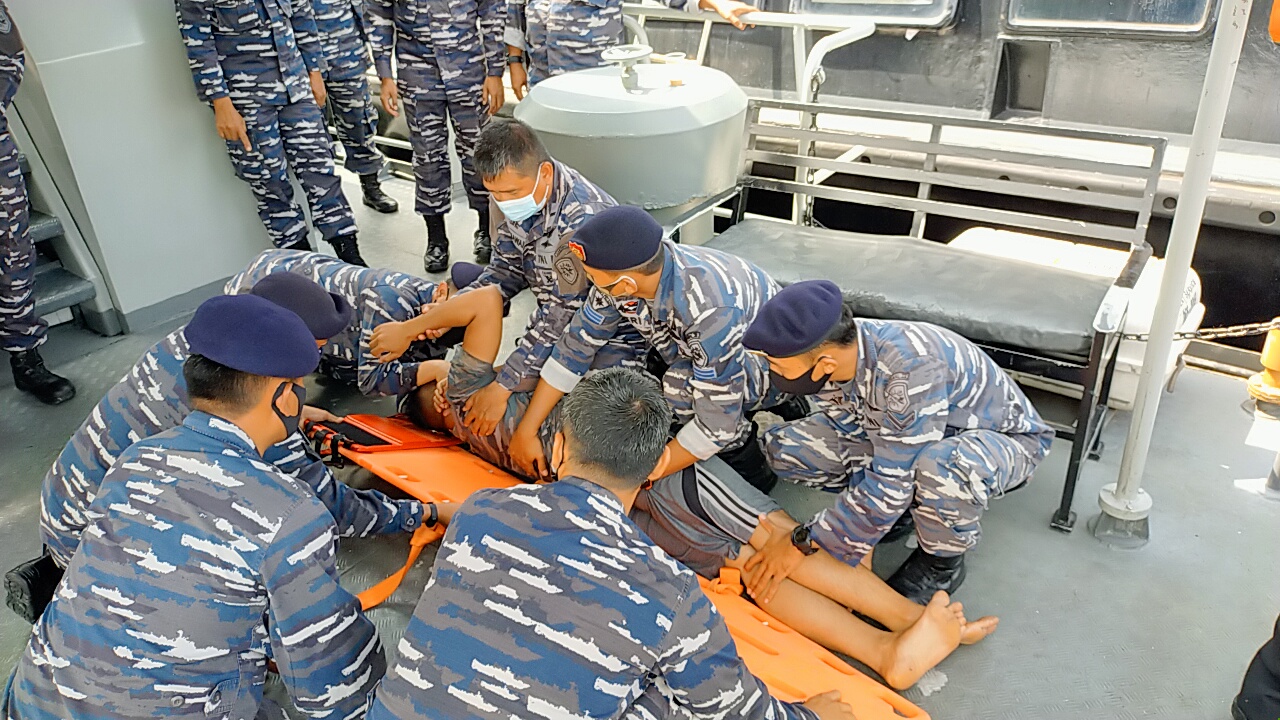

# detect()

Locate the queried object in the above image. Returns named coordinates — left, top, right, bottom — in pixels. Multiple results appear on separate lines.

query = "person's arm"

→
left=265, top=433, right=425, bottom=536
left=262, top=502, right=386, bottom=717
left=366, top=0, right=400, bottom=116
left=465, top=224, right=529, bottom=302
left=678, top=0, right=757, bottom=29
left=672, top=305, right=753, bottom=462
left=358, top=287, right=424, bottom=397
left=809, top=359, right=949, bottom=565
left=656, top=574, right=826, bottom=720
left=478, top=0, right=506, bottom=113
left=288, top=0, right=328, bottom=75
left=175, top=1, right=229, bottom=104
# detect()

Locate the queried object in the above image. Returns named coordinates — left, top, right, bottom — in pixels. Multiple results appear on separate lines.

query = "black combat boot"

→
left=10, top=349, right=76, bottom=406
left=886, top=548, right=966, bottom=605
left=716, top=422, right=778, bottom=494
left=473, top=210, right=492, bottom=264
left=424, top=214, right=449, bottom=273
left=282, top=237, right=311, bottom=252
left=360, top=173, right=398, bottom=214
left=328, top=234, right=367, bottom=267
left=763, top=395, right=810, bottom=422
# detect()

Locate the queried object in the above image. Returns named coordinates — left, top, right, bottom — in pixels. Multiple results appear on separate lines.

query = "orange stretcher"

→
left=316, top=416, right=928, bottom=720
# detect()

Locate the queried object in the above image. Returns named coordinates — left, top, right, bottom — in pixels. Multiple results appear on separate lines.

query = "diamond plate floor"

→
left=1, top=175, right=1277, bottom=719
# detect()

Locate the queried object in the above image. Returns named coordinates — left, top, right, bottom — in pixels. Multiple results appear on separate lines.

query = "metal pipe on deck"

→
left=1095, top=0, right=1255, bottom=546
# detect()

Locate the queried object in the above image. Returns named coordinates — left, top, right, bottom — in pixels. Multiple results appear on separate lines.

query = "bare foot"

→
left=881, top=591, right=962, bottom=690
left=947, top=601, right=998, bottom=645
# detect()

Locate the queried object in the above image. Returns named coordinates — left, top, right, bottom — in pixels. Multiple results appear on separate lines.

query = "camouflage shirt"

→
left=366, top=0, right=506, bottom=84
left=311, top=0, right=372, bottom=81
left=41, top=326, right=423, bottom=568
left=176, top=0, right=327, bottom=106
left=8, top=412, right=385, bottom=719
left=807, top=319, right=1055, bottom=565
left=543, top=241, right=779, bottom=459
left=224, top=249, right=446, bottom=399
left=0, top=1, right=24, bottom=115
left=505, top=0, right=698, bottom=85
left=365, top=475, right=817, bottom=719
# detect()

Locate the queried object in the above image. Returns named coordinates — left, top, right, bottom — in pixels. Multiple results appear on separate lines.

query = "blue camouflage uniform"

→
left=225, top=249, right=451, bottom=399
left=7, top=412, right=386, bottom=719
left=176, top=0, right=359, bottom=249
left=367, top=0, right=504, bottom=216
left=0, top=3, right=43, bottom=355
left=506, top=0, right=701, bottom=85
left=543, top=241, right=781, bottom=459
left=40, top=326, right=424, bottom=569
left=364, top=475, right=818, bottom=719
left=764, top=319, right=1054, bottom=564
left=468, top=159, right=645, bottom=393
left=311, top=0, right=387, bottom=176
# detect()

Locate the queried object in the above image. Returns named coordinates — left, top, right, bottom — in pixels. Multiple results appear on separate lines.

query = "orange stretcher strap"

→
left=339, top=433, right=928, bottom=719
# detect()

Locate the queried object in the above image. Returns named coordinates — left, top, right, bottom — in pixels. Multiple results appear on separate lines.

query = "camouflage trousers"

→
left=0, top=122, right=44, bottom=354
left=224, top=99, right=358, bottom=248
left=397, top=58, right=488, bottom=216
left=764, top=410, right=1047, bottom=556
left=325, top=75, right=385, bottom=177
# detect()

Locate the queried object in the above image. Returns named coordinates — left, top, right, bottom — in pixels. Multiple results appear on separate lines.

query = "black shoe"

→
left=766, top=395, right=810, bottom=422
left=882, top=511, right=916, bottom=545
left=1231, top=698, right=1247, bottom=720
left=10, top=350, right=75, bottom=406
left=329, top=235, right=367, bottom=267
left=424, top=214, right=449, bottom=273
left=282, top=237, right=312, bottom=252
left=716, top=422, right=778, bottom=493
left=473, top=228, right=492, bottom=264
left=360, top=173, right=398, bottom=214
left=886, top=548, right=966, bottom=605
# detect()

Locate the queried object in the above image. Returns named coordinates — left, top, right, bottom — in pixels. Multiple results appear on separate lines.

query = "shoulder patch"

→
left=688, top=341, right=709, bottom=369
left=885, top=372, right=911, bottom=414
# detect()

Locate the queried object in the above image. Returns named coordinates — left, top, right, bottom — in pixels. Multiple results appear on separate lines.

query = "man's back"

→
left=368, top=476, right=816, bottom=719
left=11, top=413, right=384, bottom=719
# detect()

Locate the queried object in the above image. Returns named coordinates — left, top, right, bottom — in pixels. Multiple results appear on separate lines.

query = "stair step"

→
left=32, top=266, right=96, bottom=318
left=29, top=211, right=61, bottom=243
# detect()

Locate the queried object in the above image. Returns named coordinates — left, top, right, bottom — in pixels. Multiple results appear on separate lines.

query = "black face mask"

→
left=272, top=382, right=307, bottom=438
left=769, top=364, right=832, bottom=397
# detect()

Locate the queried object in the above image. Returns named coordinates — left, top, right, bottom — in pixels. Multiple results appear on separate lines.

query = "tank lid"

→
left=515, top=63, right=748, bottom=137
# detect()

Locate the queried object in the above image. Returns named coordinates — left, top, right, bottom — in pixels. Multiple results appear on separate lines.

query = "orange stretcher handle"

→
left=357, top=523, right=445, bottom=610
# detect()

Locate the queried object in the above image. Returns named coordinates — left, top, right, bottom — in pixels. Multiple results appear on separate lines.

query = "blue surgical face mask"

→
left=495, top=164, right=548, bottom=224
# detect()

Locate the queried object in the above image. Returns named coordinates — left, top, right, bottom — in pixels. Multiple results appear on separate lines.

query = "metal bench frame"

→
left=672, top=98, right=1167, bottom=532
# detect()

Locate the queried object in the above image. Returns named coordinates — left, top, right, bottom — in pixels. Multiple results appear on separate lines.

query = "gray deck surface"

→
left=1, top=174, right=1276, bottom=719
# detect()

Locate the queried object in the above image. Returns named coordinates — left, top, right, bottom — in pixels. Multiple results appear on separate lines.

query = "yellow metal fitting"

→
left=1247, top=318, right=1280, bottom=404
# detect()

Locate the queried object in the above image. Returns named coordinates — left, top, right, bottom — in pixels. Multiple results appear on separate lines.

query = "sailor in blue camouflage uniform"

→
left=176, top=0, right=368, bottom=266
left=743, top=280, right=1054, bottom=604
left=514, top=205, right=789, bottom=493
left=310, top=0, right=400, bottom=214
left=5, top=294, right=393, bottom=719
left=368, top=119, right=646, bottom=434
left=40, top=271, right=425, bottom=571
left=0, top=3, right=75, bottom=406
left=224, top=248, right=482, bottom=403
left=368, top=0, right=505, bottom=272
left=366, top=367, right=855, bottom=720
left=503, top=0, right=757, bottom=93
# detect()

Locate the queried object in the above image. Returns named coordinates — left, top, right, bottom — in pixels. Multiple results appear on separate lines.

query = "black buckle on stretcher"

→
left=307, top=424, right=347, bottom=469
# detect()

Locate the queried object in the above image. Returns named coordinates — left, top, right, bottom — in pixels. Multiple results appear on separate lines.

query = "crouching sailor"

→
left=4, top=294, right=387, bottom=718
left=744, top=280, right=1053, bottom=603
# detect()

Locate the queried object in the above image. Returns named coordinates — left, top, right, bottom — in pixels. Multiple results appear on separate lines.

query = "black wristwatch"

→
left=425, top=502, right=439, bottom=529
left=791, top=524, right=819, bottom=556
left=506, top=54, right=525, bottom=66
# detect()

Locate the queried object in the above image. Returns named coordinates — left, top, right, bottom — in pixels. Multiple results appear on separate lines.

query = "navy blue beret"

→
left=744, top=280, right=845, bottom=358
left=249, top=272, right=353, bottom=340
left=187, top=295, right=320, bottom=378
left=450, top=262, right=484, bottom=290
left=568, top=205, right=663, bottom=271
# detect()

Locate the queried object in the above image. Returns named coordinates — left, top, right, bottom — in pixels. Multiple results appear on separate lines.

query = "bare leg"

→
left=728, top=548, right=963, bottom=690
left=421, top=285, right=505, bottom=364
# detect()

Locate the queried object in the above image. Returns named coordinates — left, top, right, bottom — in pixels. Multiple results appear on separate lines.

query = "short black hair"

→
left=473, top=118, right=551, bottom=181
left=560, top=368, right=672, bottom=486
left=820, top=301, right=859, bottom=348
left=183, top=354, right=267, bottom=413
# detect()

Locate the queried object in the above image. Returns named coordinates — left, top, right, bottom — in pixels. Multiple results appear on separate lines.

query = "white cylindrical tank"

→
left=514, top=54, right=748, bottom=227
